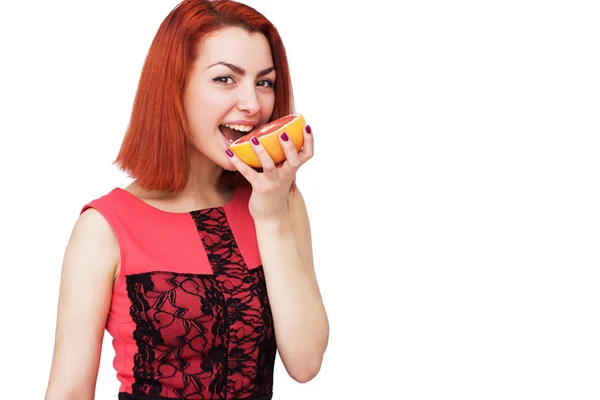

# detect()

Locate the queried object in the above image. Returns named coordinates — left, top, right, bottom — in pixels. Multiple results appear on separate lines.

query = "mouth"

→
left=219, top=123, right=257, bottom=143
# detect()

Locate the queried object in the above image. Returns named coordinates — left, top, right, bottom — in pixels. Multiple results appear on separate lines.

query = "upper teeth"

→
left=259, top=122, right=277, bottom=134
left=223, top=124, right=254, bottom=132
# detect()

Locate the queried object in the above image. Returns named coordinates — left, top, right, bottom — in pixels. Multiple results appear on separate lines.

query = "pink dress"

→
left=82, top=185, right=275, bottom=400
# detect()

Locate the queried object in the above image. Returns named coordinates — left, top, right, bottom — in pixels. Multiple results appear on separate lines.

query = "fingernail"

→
left=251, top=137, right=260, bottom=146
left=306, top=125, right=312, bottom=134
left=226, top=149, right=234, bottom=157
left=281, top=132, right=289, bottom=141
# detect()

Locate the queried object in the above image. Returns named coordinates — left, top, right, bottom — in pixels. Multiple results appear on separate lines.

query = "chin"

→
left=217, top=154, right=238, bottom=172
left=222, top=162, right=237, bottom=172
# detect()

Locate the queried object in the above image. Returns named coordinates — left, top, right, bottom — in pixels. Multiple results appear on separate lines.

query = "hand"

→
left=226, top=124, right=314, bottom=221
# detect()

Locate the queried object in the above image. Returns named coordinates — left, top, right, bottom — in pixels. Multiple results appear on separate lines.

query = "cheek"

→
left=260, top=93, right=276, bottom=120
left=186, top=89, right=230, bottom=129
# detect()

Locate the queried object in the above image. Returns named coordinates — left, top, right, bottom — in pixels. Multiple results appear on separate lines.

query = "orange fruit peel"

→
left=229, top=113, right=306, bottom=168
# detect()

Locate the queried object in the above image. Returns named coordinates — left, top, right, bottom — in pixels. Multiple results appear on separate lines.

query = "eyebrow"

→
left=207, top=61, right=275, bottom=78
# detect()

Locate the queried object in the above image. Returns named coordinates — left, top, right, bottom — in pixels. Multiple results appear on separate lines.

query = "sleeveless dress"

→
left=81, top=185, right=276, bottom=400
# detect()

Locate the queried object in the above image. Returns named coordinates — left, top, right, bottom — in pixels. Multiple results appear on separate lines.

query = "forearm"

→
left=254, top=216, right=329, bottom=382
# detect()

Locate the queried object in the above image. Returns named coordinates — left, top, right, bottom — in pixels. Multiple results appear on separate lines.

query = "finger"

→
left=297, top=124, right=314, bottom=163
left=249, top=137, right=277, bottom=176
left=279, top=131, right=302, bottom=172
left=226, top=148, right=259, bottom=185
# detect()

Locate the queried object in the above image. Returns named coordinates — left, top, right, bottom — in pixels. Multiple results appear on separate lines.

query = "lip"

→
left=221, top=120, right=259, bottom=126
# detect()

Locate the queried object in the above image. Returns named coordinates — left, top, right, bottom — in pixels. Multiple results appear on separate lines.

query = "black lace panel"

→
left=125, top=207, right=276, bottom=399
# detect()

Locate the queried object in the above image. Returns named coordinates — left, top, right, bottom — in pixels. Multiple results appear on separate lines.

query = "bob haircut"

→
left=114, top=0, right=295, bottom=193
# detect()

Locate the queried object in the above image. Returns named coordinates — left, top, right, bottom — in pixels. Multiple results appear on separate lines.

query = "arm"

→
left=254, top=186, right=329, bottom=383
left=45, top=208, right=120, bottom=400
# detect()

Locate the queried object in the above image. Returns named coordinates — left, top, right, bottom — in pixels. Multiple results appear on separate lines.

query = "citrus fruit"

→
left=229, top=113, right=306, bottom=168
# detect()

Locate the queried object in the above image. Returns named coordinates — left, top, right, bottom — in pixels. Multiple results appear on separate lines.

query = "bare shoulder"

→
left=72, top=207, right=120, bottom=262
left=76, top=206, right=114, bottom=234
left=45, top=207, right=120, bottom=397
left=65, top=207, right=120, bottom=282
left=76, top=207, right=118, bottom=238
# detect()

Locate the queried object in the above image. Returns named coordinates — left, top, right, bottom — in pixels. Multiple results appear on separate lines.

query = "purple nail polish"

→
left=306, top=125, right=312, bottom=134
left=226, top=149, right=234, bottom=157
left=281, top=132, right=289, bottom=141
left=251, top=137, right=260, bottom=146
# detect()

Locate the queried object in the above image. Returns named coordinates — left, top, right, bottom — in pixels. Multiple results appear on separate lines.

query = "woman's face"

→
left=183, top=26, right=276, bottom=171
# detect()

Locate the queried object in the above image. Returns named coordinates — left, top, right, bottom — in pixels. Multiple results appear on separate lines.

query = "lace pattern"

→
left=125, top=207, right=276, bottom=399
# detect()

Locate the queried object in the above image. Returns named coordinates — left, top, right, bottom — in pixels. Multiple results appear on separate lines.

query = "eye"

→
left=214, top=76, right=235, bottom=85
left=257, top=79, right=274, bottom=88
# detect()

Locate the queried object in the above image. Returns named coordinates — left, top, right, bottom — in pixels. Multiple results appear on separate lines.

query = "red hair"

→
left=114, top=0, right=295, bottom=192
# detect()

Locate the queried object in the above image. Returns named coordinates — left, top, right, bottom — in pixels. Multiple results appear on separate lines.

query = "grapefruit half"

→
left=229, top=113, right=306, bottom=168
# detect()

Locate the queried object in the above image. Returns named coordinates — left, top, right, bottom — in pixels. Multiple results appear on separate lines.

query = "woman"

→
left=44, top=1, right=329, bottom=399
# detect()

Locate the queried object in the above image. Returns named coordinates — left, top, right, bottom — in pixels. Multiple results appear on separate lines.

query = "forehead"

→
left=196, top=27, right=273, bottom=70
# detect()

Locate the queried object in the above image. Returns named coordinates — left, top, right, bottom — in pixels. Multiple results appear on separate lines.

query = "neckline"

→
left=113, top=185, right=241, bottom=215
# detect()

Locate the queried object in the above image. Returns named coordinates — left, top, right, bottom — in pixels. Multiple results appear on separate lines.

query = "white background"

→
left=1, top=1, right=599, bottom=399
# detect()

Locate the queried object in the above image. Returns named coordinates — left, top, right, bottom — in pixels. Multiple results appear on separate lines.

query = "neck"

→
left=181, top=148, right=228, bottom=198
left=128, top=148, right=236, bottom=211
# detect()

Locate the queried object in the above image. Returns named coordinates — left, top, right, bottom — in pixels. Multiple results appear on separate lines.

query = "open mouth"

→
left=219, top=123, right=256, bottom=143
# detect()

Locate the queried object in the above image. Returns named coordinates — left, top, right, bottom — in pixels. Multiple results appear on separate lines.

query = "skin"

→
left=45, top=26, right=329, bottom=399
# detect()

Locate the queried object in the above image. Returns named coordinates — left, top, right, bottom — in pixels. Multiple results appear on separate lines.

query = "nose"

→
left=237, top=83, right=260, bottom=115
